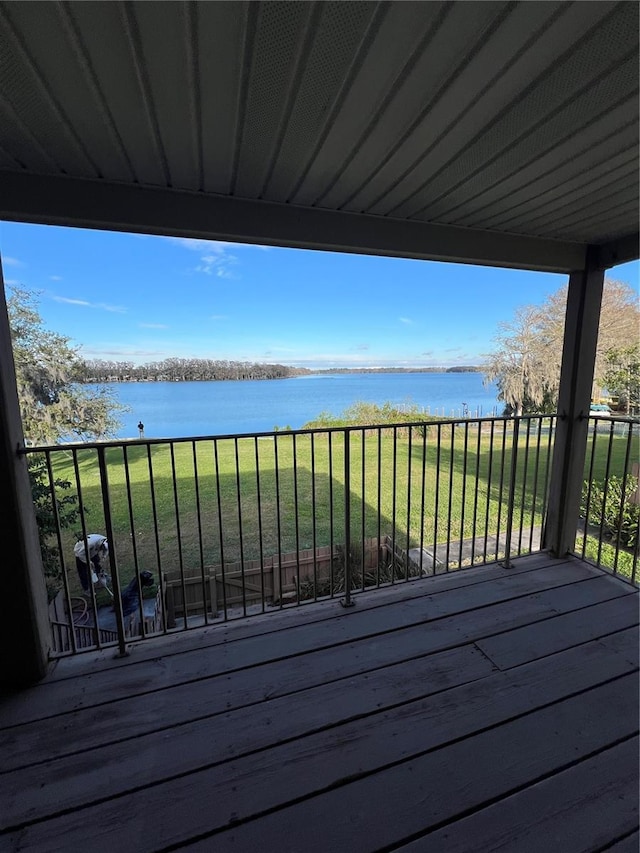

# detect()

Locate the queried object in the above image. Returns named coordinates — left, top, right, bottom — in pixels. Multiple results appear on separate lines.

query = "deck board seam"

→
left=1, top=577, right=634, bottom=731
left=369, top=733, right=640, bottom=853
left=154, top=716, right=640, bottom=852
left=5, top=623, right=637, bottom=775
left=2, top=670, right=637, bottom=836
left=42, top=555, right=578, bottom=682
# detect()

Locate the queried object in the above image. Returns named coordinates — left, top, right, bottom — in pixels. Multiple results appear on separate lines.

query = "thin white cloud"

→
left=1, top=256, right=22, bottom=267
left=50, top=275, right=63, bottom=281
left=166, top=237, right=271, bottom=252
left=399, top=317, right=413, bottom=325
left=53, top=296, right=91, bottom=306
left=52, top=295, right=127, bottom=313
left=139, top=323, right=168, bottom=329
left=210, top=314, right=228, bottom=320
left=168, top=237, right=238, bottom=253
left=193, top=251, right=239, bottom=278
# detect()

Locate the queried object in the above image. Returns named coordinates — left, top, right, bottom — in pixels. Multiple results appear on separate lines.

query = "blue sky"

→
left=1, top=221, right=638, bottom=369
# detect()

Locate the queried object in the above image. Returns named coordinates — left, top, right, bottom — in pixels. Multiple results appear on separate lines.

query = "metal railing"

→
left=25, top=414, right=556, bottom=657
left=575, top=415, right=639, bottom=583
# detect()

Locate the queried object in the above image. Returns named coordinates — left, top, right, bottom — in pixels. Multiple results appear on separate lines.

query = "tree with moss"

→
left=483, top=279, right=639, bottom=415
left=7, top=286, right=127, bottom=597
left=601, top=345, right=640, bottom=416
left=8, top=286, right=125, bottom=444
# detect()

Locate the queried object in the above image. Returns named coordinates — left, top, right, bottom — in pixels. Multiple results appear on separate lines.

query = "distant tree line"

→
left=78, top=358, right=308, bottom=383
left=315, top=366, right=481, bottom=374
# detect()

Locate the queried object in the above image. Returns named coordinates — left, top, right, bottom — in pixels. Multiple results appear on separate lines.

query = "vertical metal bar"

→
left=539, top=416, right=555, bottom=549
left=471, top=420, right=481, bottom=564
left=311, top=432, right=317, bottom=601
left=147, top=444, right=167, bottom=634
left=44, top=450, right=78, bottom=655
left=597, top=421, right=615, bottom=567
left=213, top=439, right=228, bottom=620
left=458, top=422, right=469, bottom=569
left=123, top=445, right=146, bottom=640
left=580, top=419, right=598, bottom=559
left=292, top=433, right=300, bottom=603
left=632, top=483, right=639, bottom=585
left=72, top=448, right=102, bottom=650
left=274, top=433, right=283, bottom=608
left=329, top=430, right=335, bottom=598
left=97, top=447, right=128, bottom=657
left=192, top=440, right=208, bottom=626
left=170, top=442, right=188, bottom=630
left=434, top=423, right=441, bottom=569
left=517, top=418, right=532, bottom=555
left=502, top=417, right=521, bottom=569
left=613, top=421, right=634, bottom=576
left=528, top=417, right=543, bottom=553
left=361, top=429, right=366, bottom=591
left=419, top=421, right=427, bottom=575
left=445, top=423, right=455, bottom=572
left=496, top=419, right=508, bottom=561
left=376, top=427, right=382, bottom=586
left=234, top=437, right=247, bottom=617
left=341, top=429, right=354, bottom=607
left=405, top=425, right=412, bottom=581
left=254, top=436, right=266, bottom=613
left=391, top=426, right=398, bottom=583
left=483, top=419, right=495, bottom=562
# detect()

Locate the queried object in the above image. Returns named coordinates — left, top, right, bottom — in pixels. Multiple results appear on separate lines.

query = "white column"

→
left=544, top=262, right=605, bottom=556
left=0, top=273, right=51, bottom=687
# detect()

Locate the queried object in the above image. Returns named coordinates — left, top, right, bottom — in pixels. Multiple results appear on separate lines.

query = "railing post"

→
left=501, top=417, right=520, bottom=569
left=341, top=429, right=355, bottom=608
left=97, top=446, right=129, bottom=657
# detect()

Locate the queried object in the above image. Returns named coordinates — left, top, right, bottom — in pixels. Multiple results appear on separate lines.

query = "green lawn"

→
left=42, top=420, right=637, bottom=592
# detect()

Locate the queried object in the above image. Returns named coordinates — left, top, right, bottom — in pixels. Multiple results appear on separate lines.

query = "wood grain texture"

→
left=0, top=555, right=636, bottom=853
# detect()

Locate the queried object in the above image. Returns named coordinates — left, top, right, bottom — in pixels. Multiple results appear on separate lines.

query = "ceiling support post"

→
left=0, top=269, right=51, bottom=688
left=544, top=257, right=605, bottom=557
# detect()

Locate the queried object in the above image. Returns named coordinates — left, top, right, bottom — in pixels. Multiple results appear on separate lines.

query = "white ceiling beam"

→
left=0, top=172, right=592, bottom=273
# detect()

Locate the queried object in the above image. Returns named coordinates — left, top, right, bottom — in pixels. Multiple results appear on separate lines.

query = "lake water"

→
left=109, top=373, right=502, bottom=439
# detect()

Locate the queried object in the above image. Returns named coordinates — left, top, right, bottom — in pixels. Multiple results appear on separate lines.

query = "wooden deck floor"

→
left=0, top=553, right=638, bottom=852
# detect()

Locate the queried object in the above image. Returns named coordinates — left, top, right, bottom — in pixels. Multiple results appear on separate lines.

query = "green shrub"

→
left=580, top=475, right=639, bottom=548
left=28, top=454, right=81, bottom=600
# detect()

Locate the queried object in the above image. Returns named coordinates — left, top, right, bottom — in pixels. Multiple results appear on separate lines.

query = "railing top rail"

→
left=20, top=413, right=561, bottom=454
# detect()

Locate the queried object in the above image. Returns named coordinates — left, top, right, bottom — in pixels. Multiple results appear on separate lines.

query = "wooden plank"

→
left=476, top=594, right=639, bottom=669
left=4, top=603, right=638, bottom=780
left=1, top=644, right=493, bottom=825
left=3, top=632, right=638, bottom=832
left=42, top=553, right=580, bottom=680
left=0, top=572, right=627, bottom=730
left=395, top=737, right=639, bottom=852
left=598, top=626, right=640, bottom=667
left=4, top=674, right=636, bottom=851
left=603, top=831, right=640, bottom=852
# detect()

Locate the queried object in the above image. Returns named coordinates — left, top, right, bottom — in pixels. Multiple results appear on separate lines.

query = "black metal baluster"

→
left=254, top=436, right=265, bottom=613
left=147, top=444, right=167, bottom=634
left=234, top=437, right=247, bottom=617
left=97, top=447, right=128, bottom=656
left=213, top=439, right=228, bottom=621
left=483, top=419, right=495, bottom=563
left=341, top=429, right=354, bottom=607
left=123, top=445, right=146, bottom=639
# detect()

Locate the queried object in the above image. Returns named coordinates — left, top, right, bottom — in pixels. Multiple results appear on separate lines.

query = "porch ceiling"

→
left=0, top=0, right=638, bottom=271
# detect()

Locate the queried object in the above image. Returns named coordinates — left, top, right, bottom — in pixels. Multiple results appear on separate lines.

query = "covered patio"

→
left=0, top=552, right=638, bottom=851
left=0, top=1, right=638, bottom=850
